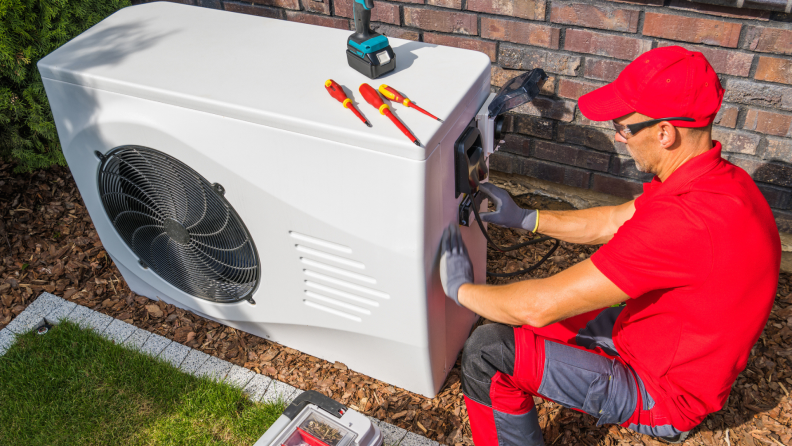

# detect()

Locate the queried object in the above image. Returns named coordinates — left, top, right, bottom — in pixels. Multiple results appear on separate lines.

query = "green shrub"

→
left=0, top=0, right=130, bottom=173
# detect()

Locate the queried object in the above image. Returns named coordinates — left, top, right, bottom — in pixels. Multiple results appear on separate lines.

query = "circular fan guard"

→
left=97, top=146, right=260, bottom=303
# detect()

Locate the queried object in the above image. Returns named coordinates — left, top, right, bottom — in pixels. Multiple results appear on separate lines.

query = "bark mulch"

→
left=1, top=163, right=790, bottom=446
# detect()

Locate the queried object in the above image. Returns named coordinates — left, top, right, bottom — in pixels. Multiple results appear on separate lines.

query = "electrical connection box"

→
left=255, top=391, right=381, bottom=446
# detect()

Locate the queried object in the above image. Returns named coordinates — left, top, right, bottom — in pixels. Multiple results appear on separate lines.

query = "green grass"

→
left=0, top=321, right=286, bottom=445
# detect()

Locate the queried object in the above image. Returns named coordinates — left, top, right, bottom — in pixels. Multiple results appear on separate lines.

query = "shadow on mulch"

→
left=1, top=162, right=790, bottom=446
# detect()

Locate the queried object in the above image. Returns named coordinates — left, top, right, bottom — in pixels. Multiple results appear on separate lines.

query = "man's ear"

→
left=657, top=121, right=677, bottom=150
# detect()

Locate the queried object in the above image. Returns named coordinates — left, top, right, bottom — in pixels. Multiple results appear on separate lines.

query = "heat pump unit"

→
left=39, top=1, right=501, bottom=397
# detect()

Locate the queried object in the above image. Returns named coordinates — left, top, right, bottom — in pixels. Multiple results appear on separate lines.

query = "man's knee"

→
left=462, top=323, right=516, bottom=381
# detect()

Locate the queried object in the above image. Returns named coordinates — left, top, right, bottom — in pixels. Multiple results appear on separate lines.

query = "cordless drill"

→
left=346, top=0, right=395, bottom=79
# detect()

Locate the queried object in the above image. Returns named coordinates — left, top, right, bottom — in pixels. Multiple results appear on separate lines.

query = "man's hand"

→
left=439, top=223, right=473, bottom=306
left=478, top=183, right=538, bottom=232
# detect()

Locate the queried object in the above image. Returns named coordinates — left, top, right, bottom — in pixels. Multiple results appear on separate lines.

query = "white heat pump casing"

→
left=39, top=2, right=492, bottom=397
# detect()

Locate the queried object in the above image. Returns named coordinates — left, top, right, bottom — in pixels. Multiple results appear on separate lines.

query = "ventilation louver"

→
left=97, top=146, right=260, bottom=303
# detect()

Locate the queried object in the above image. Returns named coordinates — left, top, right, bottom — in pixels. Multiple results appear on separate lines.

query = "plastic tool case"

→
left=254, top=391, right=381, bottom=446
left=38, top=2, right=499, bottom=397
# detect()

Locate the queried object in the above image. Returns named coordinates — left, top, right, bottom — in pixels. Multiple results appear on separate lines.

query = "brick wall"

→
left=134, top=0, right=792, bottom=232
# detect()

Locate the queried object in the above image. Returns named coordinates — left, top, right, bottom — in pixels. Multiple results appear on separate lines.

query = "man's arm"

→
left=536, top=199, right=636, bottom=245
left=457, top=258, right=629, bottom=327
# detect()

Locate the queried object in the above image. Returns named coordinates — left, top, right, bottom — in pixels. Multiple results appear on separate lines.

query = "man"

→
left=439, top=46, right=781, bottom=446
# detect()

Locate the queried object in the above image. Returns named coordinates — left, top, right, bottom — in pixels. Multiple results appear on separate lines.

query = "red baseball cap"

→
left=578, top=46, right=724, bottom=128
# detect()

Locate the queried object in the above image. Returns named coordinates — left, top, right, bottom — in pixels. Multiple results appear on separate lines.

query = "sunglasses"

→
left=613, top=117, right=696, bottom=139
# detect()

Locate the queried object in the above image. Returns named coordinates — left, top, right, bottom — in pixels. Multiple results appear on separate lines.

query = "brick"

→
left=301, top=0, right=330, bottom=14
left=755, top=57, right=792, bottom=85
left=575, top=107, right=614, bottom=130
left=775, top=209, right=792, bottom=232
left=426, top=33, right=497, bottom=62
left=724, top=80, right=792, bottom=112
left=728, top=155, right=792, bottom=188
left=550, top=3, right=640, bottom=33
left=583, top=58, right=628, bottom=82
left=403, top=8, right=477, bottom=35
left=224, top=2, right=283, bottom=19
left=335, top=0, right=399, bottom=25
left=533, top=140, right=611, bottom=172
left=466, top=0, right=546, bottom=21
left=712, top=127, right=761, bottom=155
left=513, top=96, right=576, bottom=122
left=519, top=158, right=591, bottom=189
left=499, top=44, right=580, bottom=75
left=642, top=12, right=741, bottom=48
left=756, top=184, right=791, bottom=209
left=765, top=136, right=792, bottom=164
left=489, top=151, right=517, bottom=174
left=428, top=0, right=462, bottom=9
left=743, top=26, right=792, bottom=56
left=491, top=66, right=555, bottom=95
left=591, top=173, right=644, bottom=199
left=558, top=79, right=601, bottom=101
left=509, top=114, right=554, bottom=139
left=714, top=104, right=739, bottom=129
left=371, top=24, right=420, bottom=41
left=668, top=0, right=770, bottom=21
left=481, top=18, right=560, bottom=49
left=251, top=0, right=299, bottom=9
left=656, top=42, right=753, bottom=77
left=743, top=109, right=792, bottom=137
left=564, top=29, right=651, bottom=61
left=558, top=123, right=621, bottom=152
left=284, top=11, right=350, bottom=30
left=197, top=0, right=222, bottom=8
left=611, top=155, right=655, bottom=181
left=499, top=133, right=532, bottom=156
left=607, top=0, right=662, bottom=5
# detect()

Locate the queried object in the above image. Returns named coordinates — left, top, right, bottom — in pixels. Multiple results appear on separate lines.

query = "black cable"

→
left=468, top=185, right=561, bottom=277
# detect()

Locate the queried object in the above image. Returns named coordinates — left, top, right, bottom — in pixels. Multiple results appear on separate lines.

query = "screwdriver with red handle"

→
left=378, top=84, right=442, bottom=122
left=359, top=83, right=420, bottom=146
left=325, top=79, right=371, bottom=127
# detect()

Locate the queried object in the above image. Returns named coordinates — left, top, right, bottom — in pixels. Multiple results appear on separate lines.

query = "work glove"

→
left=439, top=223, right=473, bottom=307
left=477, top=183, right=539, bottom=232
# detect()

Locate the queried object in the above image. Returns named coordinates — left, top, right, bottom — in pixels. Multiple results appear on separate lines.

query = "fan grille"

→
left=98, top=146, right=260, bottom=303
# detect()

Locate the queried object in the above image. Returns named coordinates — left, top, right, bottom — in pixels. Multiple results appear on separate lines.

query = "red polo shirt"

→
left=591, top=141, right=781, bottom=431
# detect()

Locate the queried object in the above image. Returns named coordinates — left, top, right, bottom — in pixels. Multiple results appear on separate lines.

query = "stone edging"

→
left=0, top=292, right=439, bottom=446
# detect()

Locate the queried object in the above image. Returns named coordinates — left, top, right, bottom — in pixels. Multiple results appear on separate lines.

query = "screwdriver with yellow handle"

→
left=378, top=84, right=442, bottom=122
left=325, top=79, right=371, bottom=127
left=359, top=83, right=420, bottom=146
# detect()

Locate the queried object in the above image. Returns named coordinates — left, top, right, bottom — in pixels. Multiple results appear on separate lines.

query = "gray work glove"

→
left=478, top=183, right=538, bottom=232
left=439, top=223, right=473, bottom=306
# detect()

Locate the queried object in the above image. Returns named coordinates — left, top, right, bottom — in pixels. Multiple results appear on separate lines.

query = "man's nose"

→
left=615, top=133, right=628, bottom=144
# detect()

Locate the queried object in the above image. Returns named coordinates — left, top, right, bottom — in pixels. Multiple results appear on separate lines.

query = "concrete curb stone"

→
left=45, top=301, right=77, bottom=325
left=261, top=380, right=298, bottom=404
left=103, top=319, right=138, bottom=345
left=0, top=328, right=16, bottom=356
left=81, top=310, right=114, bottom=333
left=122, top=328, right=152, bottom=351
left=195, top=356, right=233, bottom=382
left=379, top=420, right=410, bottom=446
left=25, top=292, right=65, bottom=317
left=225, top=364, right=256, bottom=389
left=65, top=305, right=95, bottom=327
left=5, top=310, right=45, bottom=335
left=400, top=432, right=440, bottom=446
left=160, top=341, right=192, bottom=368
left=180, top=349, right=210, bottom=374
left=140, top=333, right=172, bottom=357
left=243, top=374, right=273, bottom=402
